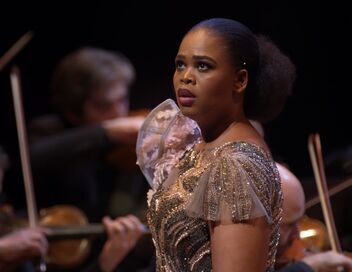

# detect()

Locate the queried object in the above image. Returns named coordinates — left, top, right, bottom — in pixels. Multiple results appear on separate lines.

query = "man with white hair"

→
left=276, top=163, right=352, bottom=272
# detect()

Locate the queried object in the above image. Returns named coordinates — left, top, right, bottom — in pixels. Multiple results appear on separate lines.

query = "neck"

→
left=200, top=106, right=246, bottom=140
left=199, top=118, right=247, bottom=150
left=201, top=120, right=235, bottom=142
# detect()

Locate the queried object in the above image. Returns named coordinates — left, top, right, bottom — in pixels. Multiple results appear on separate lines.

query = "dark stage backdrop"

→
left=0, top=1, right=350, bottom=180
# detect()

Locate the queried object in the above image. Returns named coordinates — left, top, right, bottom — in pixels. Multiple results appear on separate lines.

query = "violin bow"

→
left=10, top=66, right=46, bottom=271
left=0, top=31, right=33, bottom=71
left=308, top=133, right=342, bottom=252
left=305, top=176, right=352, bottom=209
left=10, top=67, right=38, bottom=226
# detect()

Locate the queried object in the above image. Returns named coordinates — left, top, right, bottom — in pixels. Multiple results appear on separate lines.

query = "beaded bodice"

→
left=146, top=142, right=282, bottom=272
left=136, top=99, right=282, bottom=272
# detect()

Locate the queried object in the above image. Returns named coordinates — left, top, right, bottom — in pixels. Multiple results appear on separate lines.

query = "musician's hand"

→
left=0, top=227, right=48, bottom=263
left=99, top=215, right=144, bottom=272
left=302, top=250, right=352, bottom=271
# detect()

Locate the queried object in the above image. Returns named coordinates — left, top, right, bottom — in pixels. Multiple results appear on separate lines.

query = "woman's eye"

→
left=198, top=62, right=210, bottom=71
left=175, top=60, right=185, bottom=70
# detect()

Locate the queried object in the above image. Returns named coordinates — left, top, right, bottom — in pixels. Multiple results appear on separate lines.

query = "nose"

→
left=180, top=69, right=195, bottom=84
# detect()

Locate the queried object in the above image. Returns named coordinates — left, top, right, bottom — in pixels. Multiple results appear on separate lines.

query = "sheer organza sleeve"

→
left=186, top=145, right=281, bottom=225
left=136, top=99, right=201, bottom=189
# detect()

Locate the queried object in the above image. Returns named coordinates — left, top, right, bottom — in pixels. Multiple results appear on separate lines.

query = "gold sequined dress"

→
left=136, top=99, right=282, bottom=272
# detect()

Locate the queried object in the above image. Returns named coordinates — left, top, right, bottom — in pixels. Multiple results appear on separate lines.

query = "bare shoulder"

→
left=230, top=122, right=270, bottom=154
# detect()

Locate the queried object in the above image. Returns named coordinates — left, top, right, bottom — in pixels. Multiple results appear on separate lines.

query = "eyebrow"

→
left=175, top=54, right=216, bottom=63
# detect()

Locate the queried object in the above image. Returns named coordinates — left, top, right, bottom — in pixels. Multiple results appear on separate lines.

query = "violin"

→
left=0, top=204, right=101, bottom=268
left=0, top=203, right=150, bottom=268
left=280, top=215, right=329, bottom=264
left=105, top=108, right=149, bottom=172
left=40, top=205, right=101, bottom=268
left=6, top=68, right=101, bottom=270
left=280, top=134, right=352, bottom=271
left=2, top=40, right=152, bottom=270
left=277, top=135, right=350, bottom=272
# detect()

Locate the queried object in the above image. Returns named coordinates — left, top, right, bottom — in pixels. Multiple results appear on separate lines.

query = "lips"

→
left=177, top=89, right=196, bottom=107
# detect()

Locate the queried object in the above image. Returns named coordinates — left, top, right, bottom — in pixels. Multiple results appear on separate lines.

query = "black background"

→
left=0, top=1, right=350, bottom=179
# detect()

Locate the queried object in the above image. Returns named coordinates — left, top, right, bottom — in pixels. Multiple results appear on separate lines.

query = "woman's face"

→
left=173, top=28, right=240, bottom=126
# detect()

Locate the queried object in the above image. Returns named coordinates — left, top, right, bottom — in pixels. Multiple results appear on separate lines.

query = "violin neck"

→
left=46, top=223, right=149, bottom=241
left=46, top=224, right=104, bottom=240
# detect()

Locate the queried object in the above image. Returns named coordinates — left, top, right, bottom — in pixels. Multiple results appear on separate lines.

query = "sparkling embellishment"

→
left=146, top=141, right=282, bottom=271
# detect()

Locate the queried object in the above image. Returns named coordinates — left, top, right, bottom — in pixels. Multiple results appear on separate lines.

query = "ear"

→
left=233, top=69, right=248, bottom=94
